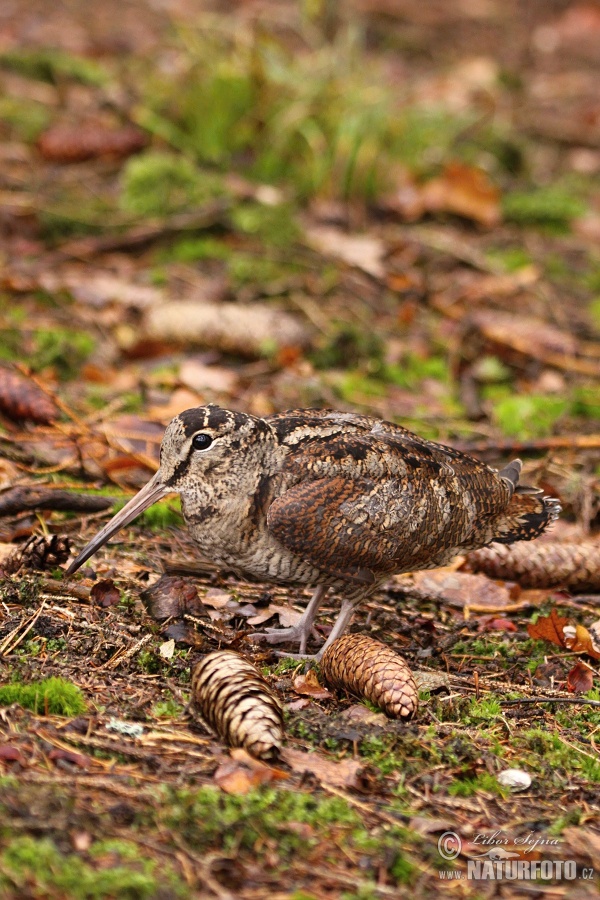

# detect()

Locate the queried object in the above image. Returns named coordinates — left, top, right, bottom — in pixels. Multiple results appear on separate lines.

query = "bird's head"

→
left=66, top=405, right=270, bottom=574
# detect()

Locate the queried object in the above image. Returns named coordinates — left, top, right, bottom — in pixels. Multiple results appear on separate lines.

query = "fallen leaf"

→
left=202, top=589, right=234, bottom=609
left=281, top=747, right=369, bottom=790
left=90, top=579, right=120, bottom=608
left=159, top=639, right=175, bottom=659
left=339, top=704, right=387, bottom=727
left=406, top=569, right=513, bottom=612
left=304, top=226, right=385, bottom=278
left=422, top=161, right=501, bottom=227
left=285, top=698, right=311, bottom=711
left=0, top=365, right=57, bottom=424
left=478, top=616, right=518, bottom=633
left=293, top=670, right=333, bottom=700
left=48, top=748, right=90, bottom=768
left=268, top=605, right=303, bottom=629
left=567, top=660, right=595, bottom=693
left=178, top=359, right=238, bottom=394
left=0, top=745, right=25, bottom=765
left=141, top=576, right=202, bottom=620
left=563, top=624, right=600, bottom=661
left=214, top=748, right=289, bottom=795
left=527, top=609, right=570, bottom=648
left=37, top=124, right=146, bottom=163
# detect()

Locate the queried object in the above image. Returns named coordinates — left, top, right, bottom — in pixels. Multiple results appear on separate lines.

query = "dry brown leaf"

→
left=281, top=747, right=368, bottom=790
left=292, top=670, right=333, bottom=700
left=566, top=660, right=595, bottom=693
left=178, top=360, right=238, bottom=395
left=562, top=827, right=600, bottom=865
left=39, top=269, right=163, bottom=309
left=338, top=704, right=387, bottom=727
left=37, top=124, right=146, bottom=163
left=406, top=569, right=513, bottom=611
left=563, top=624, right=600, bottom=661
left=201, top=589, right=234, bottom=609
left=141, top=576, right=202, bottom=621
left=527, top=609, right=570, bottom=648
left=213, top=748, right=289, bottom=795
left=304, top=226, right=385, bottom=278
left=421, top=161, right=501, bottom=227
left=0, top=366, right=57, bottom=424
left=90, top=579, right=120, bottom=608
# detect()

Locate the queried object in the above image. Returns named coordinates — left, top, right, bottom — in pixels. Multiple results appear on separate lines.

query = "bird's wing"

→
left=266, top=476, right=416, bottom=585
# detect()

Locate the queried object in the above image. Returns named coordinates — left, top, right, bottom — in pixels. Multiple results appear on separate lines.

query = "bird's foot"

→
left=247, top=623, right=321, bottom=655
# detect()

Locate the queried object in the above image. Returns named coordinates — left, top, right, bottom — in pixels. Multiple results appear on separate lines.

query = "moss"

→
left=157, top=236, right=232, bottom=263
left=152, top=696, right=184, bottom=718
left=121, top=151, right=224, bottom=217
left=502, top=185, right=586, bottom=228
left=448, top=772, right=507, bottom=798
left=162, top=784, right=414, bottom=884
left=0, top=677, right=86, bottom=717
left=230, top=201, right=299, bottom=247
left=0, top=96, right=50, bottom=142
left=32, top=329, right=96, bottom=380
left=137, top=498, right=183, bottom=530
left=485, top=246, right=533, bottom=272
left=0, top=49, right=108, bottom=85
left=489, top=393, right=568, bottom=438
left=311, top=324, right=385, bottom=371
left=0, top=836, right=187, bottom=899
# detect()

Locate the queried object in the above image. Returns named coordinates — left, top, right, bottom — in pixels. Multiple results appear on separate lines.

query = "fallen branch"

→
left=0, top=486, right=114, bottom=518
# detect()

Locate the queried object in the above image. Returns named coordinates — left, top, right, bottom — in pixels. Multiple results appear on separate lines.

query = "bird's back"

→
left=264, top=409, right=558, bottom=580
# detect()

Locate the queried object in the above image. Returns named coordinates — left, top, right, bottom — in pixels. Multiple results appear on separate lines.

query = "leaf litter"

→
left=0, top=0, right=599, bottom=896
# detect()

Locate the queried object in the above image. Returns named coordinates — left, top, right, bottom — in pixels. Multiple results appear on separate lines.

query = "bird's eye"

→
left=192, top=433, right=213, bottom=451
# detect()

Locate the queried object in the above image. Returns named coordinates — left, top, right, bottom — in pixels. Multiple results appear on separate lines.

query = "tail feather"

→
left=494, top=460, right=561, bottom=543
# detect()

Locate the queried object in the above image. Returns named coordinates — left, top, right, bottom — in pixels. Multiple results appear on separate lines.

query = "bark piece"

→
left=321, top=634, right=418, bottom=720
left=191, top=651, right=283, bottom=760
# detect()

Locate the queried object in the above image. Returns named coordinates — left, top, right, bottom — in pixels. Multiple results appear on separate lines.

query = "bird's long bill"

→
left=66, top=471, right=169, bottom=575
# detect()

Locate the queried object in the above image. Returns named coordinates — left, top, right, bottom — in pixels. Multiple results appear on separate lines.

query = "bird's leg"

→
left=313, top=598, right=357, bottom=659
left=248, top=585, right=327, bottom=654
left=272, top=597, right=359, bottom=662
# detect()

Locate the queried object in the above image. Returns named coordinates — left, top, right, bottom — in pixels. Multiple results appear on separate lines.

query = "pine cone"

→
left=4, top=534, right=71, bottom=574
left=191, top=651, right=283, bottom=760
left=321, top=634, right=418, bottom=720
left=465, top=541, right=600, bottom=591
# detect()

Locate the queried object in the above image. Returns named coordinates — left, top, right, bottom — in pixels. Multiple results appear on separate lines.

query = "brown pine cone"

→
left=191, top=651, right=283, bottom=760
left=321, top=634, right=418, bottom=720
left=464, top=541, right=600, bottom=591
left=4, top=534, right=71, bottom=574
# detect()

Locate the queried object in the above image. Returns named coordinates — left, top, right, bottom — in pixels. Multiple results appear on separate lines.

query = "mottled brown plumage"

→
left=67, top=405, right=560, bottom=658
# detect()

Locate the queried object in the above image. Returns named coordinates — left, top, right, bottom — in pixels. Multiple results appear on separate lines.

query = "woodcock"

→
left=67, top=406, right=560, bottom=658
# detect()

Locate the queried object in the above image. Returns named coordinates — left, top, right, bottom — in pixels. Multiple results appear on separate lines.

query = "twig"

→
left=500, top=697, right=600, bottom=708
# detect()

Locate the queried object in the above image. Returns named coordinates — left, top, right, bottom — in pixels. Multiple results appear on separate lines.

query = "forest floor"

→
left=0, top=0, right=600, bottom=897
